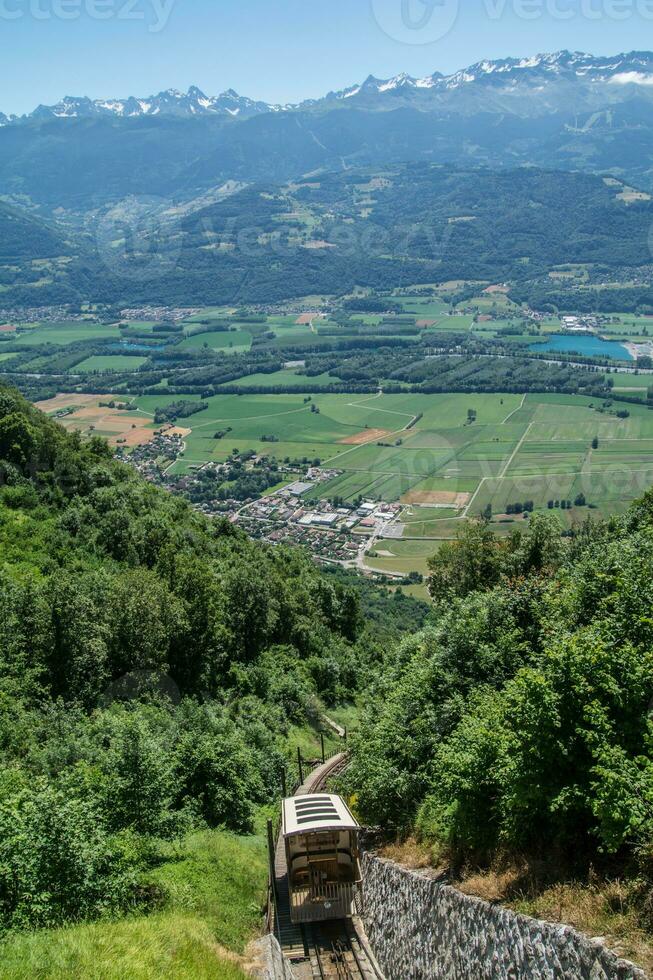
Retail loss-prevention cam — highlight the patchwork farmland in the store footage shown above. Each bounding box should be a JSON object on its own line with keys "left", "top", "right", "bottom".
{"left": 21, "top": 293, "right": 653, "bottom": 583}
{"left": 49, "top": 387, "right": 653, "bottom": 530}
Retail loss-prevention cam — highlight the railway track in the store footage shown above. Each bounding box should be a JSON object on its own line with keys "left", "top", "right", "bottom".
{"left": 300, "top": 752, "right": 351, "bottom": 794}
{"left": 302, "top": 921, "right": 381, "bottom": 979}
{"left": 275, "top": 752, "right": 384, "bottom": 980}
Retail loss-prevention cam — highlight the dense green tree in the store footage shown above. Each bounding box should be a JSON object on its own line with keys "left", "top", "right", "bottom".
{"left": 351, "top": 491, "right": 653, "bottom": 873}
{"left": 0, "top": 413, "right": 38, "bottom": 471}
{"left": 104, "top": 714, "right": 177, "bottom": 838}
{"left": 172, "top": 703, "right": 263, "bottom": 832}
{"left": 220, "top": 564, "right": 277, "bottom": 663}
{"left": 428, "top": 521, "right": 506, "bottom": 600}
{"left": 0, "top": 385, "right": 388, "bottom": 934}
{"left": 46, "top": 574, "right": 110, "bottom": 706}
{"left": 0, "top": 777, "right": 138, "bottom": 930}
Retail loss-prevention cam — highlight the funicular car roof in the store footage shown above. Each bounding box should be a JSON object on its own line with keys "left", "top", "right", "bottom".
{"left": 282, "top": 793, "right": 359, "bottom": 837}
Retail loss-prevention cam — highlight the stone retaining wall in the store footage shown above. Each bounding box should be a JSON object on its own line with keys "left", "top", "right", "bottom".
{"left": 249, "top": 935, "right": 297, "bottom": 980}
{"left": 361, "top": 853, "right": 648, "bottom": 979}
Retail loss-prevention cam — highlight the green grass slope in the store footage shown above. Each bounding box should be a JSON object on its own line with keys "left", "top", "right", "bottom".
{"left": 1, "top": 830, "right": 266, "bottom": 979}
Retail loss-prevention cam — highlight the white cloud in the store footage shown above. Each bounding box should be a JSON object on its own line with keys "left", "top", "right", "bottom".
{"left": 609, "top": 72, "right": 653, "bottom": 86}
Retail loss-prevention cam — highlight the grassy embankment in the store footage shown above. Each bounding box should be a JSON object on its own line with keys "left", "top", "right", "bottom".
{"left": 0, "top": 713, "right": 351, "bottom": 979}
{"left": 0, "top": 828, "right": 268, "bottom": 979}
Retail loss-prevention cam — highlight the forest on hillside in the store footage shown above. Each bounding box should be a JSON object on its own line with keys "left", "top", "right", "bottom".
{"left": 4, "top": 379, "right": 653, "bottom": 961}
{"left": 0, "top": 385, "right": 426, "bottom": 935}
{"left": 348, "top": 507, "right": 653, "bottom": 928}
{"left": 2, "top": 164, "right": 653, "bottom": 311}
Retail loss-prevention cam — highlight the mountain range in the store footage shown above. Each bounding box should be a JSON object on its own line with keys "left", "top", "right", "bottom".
{"left": 4, "top": 51, "right": 653, "bottom": 124}
{"left": 2, "top": 50, "right": 653, "bottom": 212}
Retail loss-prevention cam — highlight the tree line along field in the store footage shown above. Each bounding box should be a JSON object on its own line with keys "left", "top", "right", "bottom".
{"left": 126, "top": 300, "right": 653, "bottom": 355}
{"left": 0, "top": 298, "right": 566, "bottom": 377}
{"left": 4, "top": 296, "right": 652, "bottom": 388}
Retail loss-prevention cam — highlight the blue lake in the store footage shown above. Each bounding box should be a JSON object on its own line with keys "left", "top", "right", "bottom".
{"left": 528, "top": 334, "right": 634, "bottom": 361}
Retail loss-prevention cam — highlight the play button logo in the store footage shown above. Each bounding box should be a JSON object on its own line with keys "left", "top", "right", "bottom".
{"left": 370, "top": 0, "right": 459, "bottom": 44}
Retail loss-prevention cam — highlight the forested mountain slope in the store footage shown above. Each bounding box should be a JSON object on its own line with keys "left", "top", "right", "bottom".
{"left": 349, "top": 509, "right": 653, "bottom": 867}
{"left": 0, "top": 200, "right": 69, "bottom": 262}
{"left": 4, "top": 52, "right": 653, "bottom": 209}
{"left": 0, "top": 385, "right": 394, "bottom": 934}
{"left": 2, "top": 164, "right": 652, "bottom": 310}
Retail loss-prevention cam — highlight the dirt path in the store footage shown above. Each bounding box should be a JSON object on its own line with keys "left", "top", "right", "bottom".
{"left": 499, "top": 421, "right": 534, "bottom": 479}
{"left": 462, "top": 478, "right": 489, "bottom": 519}
{"left": 502, "top": 393, "right": 526, "bottom": 424}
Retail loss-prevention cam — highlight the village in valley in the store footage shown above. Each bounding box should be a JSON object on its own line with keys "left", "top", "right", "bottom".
{"left": 121, "top": 435, "right": 406, "bottom": 571}
{"left": 22, "top": 285, "right": 653, "bottom": 593}
{"left": 235, "top": 478, "right": 403, "bottom": 567}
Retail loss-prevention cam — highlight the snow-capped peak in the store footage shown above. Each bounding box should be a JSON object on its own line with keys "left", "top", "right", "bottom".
{"left": 323, "top": 51, "right": 653, "bottom": 103}
{"left": 9, "top": 51, "right": 653, "bottom": 125}
{"left": 22, "top": 86, "right": 279, "bottom": 123}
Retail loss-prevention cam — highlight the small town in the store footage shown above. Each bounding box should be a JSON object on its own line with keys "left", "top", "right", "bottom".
{"left": 117, "top": 435, "right": 404, "bottom": 567}
{"left": 119, "top": 305, "right": 203, "bottom": 322}
{"left": 234, "top": 479, "right": 403, "bottom": 565}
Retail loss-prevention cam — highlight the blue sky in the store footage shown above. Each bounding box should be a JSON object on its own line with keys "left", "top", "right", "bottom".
{"left": 2, "top": 0, "right": 652, "bottom": 114}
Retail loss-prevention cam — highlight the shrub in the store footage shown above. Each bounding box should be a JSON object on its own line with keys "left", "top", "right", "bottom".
{"left": 0, "top": 778, "right": 140, "bottom": 930}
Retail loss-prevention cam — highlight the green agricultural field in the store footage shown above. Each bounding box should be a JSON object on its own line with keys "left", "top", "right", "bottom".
{"left": 398, "top": 507, "right": 464, "bottom": 539}
{"left": 395, "top": 582, "right": 431, "bottom": 600}
{"left": 465, "top": 293, "right": 521, "bottom": 313}
{"left": 400, "top": 519, "right": 464, "bottom": 539}
{"left": 400, "top": 506, "right": 460, "bottom": 522}
{"left": 365, "top": 539, "right": 440, "bottom": 580}
{"left": 179, "top": 330, "right": 252, "bottom": 353}
{"left": 376, "top": 538, "right": 441, "bottom": 558}
{"left": 126, "top": 389, "right": 653, "bottom": 521}
{"left": 365, "top": 553, "right": 437, "bottom": 577}
{"left": 74, "top": 355, "right": 148, "bottom": 373}
{"left": 13, "top": 322, "right": 121, "bottom": 346}
{"left": 612, "top": 373, "right": 653, "bottom": 394}
{"left": 601, "top": 315, "right": 653, "bottom": 342}
{"left": 266, "top": 315, "right": 305, "bottom": 328}
{"left": 347, "top": 314, "right": 383, "bottom": 326}
{"left": 394, "top": 296, "right": 450, "bottom": 317}
{"left": 270, "top": 329, "right": 334, "bottom": 348}
{"left": 227, "top": 370, "right": 339, "bottom": 388}
{"left": 421, "top": 314, "right": 476, "bottom": 332}
{"left": 539, "top": 318, "right": 565, "bottom": 331}
{"left": 120, "top": 320, "right": 158, "bottom": 331}
{"left": 86, "top": 344, "right": 653, "bottom": 579}
{"left": 459, "top": 393, "right": 653, "bottom": 519}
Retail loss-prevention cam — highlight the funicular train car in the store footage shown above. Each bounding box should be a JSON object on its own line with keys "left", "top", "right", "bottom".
{"left": 282, "top": 793, "right": 361, "bottom": 923}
